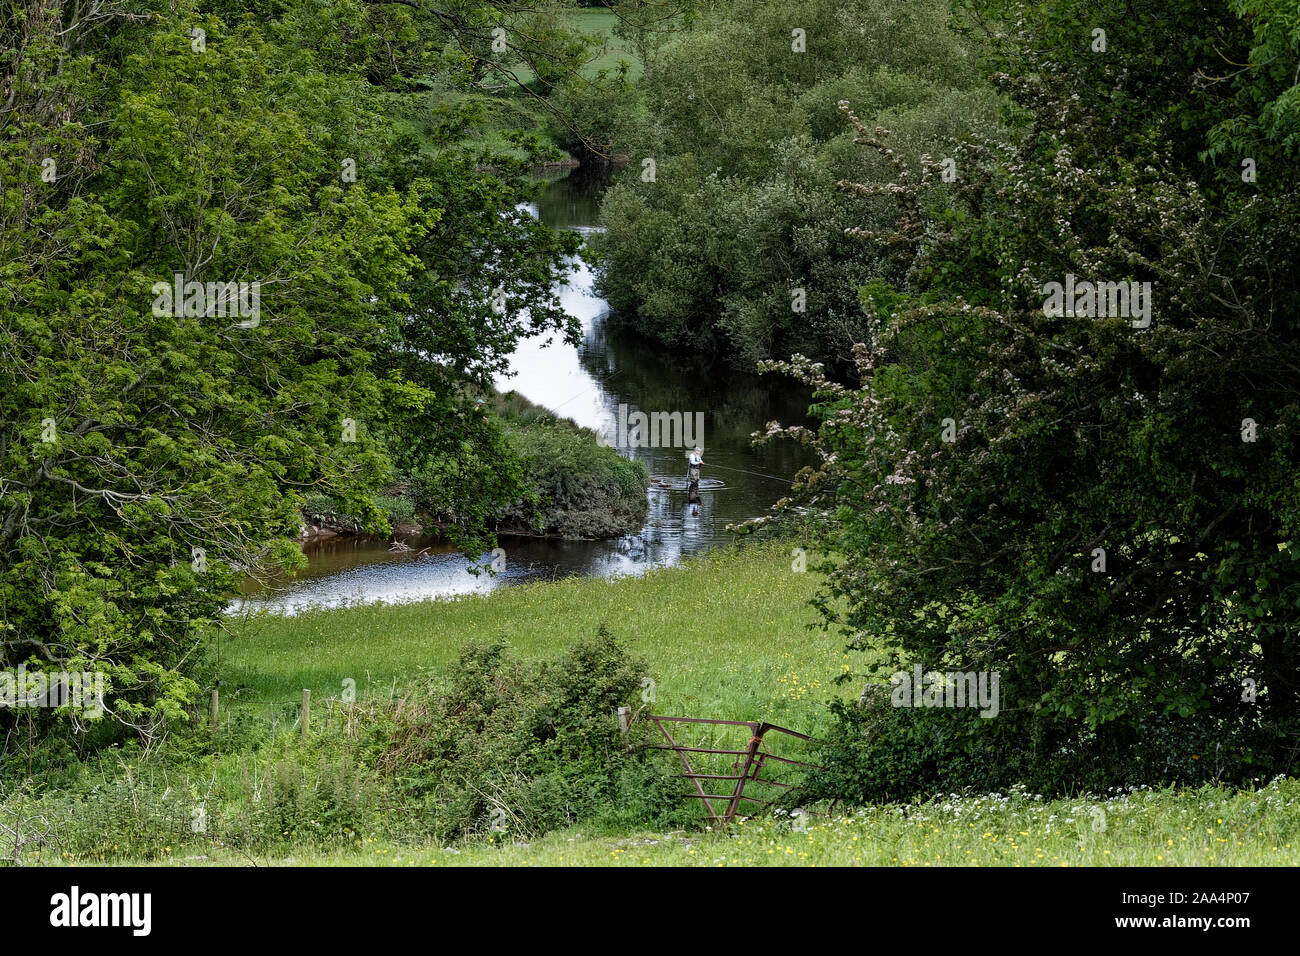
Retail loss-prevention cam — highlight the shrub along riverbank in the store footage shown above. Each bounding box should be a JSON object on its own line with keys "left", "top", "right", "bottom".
{"left": 293, "top": 390, "right": 647, "bottom": 543}
{"left": 492, "top": 391, "right": 649, "bottom": 539}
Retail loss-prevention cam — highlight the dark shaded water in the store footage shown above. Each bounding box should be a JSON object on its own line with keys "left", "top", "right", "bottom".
{"left": 237, "top": 171, "right": 811, "bottom": 613}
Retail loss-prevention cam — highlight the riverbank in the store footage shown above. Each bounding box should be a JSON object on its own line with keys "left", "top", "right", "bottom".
{"left": 293, "top": 388, "right": 648, "bottom": 547}
{"left": 224, "top": 540, "right": 835, "bottom": 721}
{"left": 490, "top": 389, "right": 649, "bottom": 539}
{"left": 236, "top": 159, "right": 816, "bottom": 613}
{"left": 2, "top": 541, "right": 833, "bottom": 863}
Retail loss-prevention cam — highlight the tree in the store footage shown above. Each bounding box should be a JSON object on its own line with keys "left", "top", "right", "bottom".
{"left": 762, "top": 0, "right": 1300, "bottom": 794}
{"left": 1, "top": 5, "right": 429, "bottom": 745}
{"left": 590, "top": 0, "right": 993, "bottom": 371}
{"left": 0, "top": 0, "right": 591, "bottom": 749}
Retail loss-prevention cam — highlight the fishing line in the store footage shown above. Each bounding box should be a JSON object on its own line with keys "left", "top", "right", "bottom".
{"left": 547, "top": 369, "right": 622, "bottom": 416}
{"left": 700, "top": 461, "right": 794, "bottom": 484}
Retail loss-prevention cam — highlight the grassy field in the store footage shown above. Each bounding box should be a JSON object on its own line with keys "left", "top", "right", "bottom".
{"left": 509, "top": 8, "right": 644, "bottom": 85}
{"left": 198, "top": 538, "right": 1300, "bottom": 869}
{"left": 221, "top": 540, "right": 846, "bottom": 733}
{"left": 101, "top": 778, "right": 1300, "bottom": 867}
{"left": 565, "top": 8, "right": 643, "bottom": 80}
{"left": 15, "top": 539, "right": 1300, "bottom": 867}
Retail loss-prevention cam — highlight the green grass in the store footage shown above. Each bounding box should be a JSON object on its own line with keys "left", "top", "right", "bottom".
{"left": 21, "top": 539, "right": 1300, "bottom": 867}
{"left": 221, "top": 540, "right": 845, "bottom": 732}
{"left": 567, "top": 8, "right": 642, "bottom": 79}
{"left": 508, "top": 8, "right": 643, "bottom": 85}
{"left": 103, "top": 778, "right": 1300, "bottom": 867}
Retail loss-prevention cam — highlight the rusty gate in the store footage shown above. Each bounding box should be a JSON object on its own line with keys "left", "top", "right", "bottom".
{"left": 645, "top": 715, "right": 823, "bottom": 825}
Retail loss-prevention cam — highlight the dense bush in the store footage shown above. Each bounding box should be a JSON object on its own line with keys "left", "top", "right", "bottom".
{"left": 802, "top": 688, "right": 1282, "bottom": 805}
{"left": 481, "top": 390, "right": 648, "bottom": 538}
{"left": 500, "top": 420, "right": 649, "bottom": 538}
{"left": 368, "top": 633, "right": 689, "bottom": 842}
{"left": 408, "top": 391, "right": 647, "bottom": 540}
{"left": 0, "top": 632, "right": 690, "bottom": 861}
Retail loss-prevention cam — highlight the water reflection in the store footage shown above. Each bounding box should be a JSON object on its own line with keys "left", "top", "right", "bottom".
{"left": 236, "top": 170, "right": 811, "bottom": 614}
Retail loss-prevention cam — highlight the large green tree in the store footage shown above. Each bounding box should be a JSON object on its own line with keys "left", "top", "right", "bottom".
{"left": 0, "top": 0, "right": 589, "bottom": 750}
{"left": 770, "top": 0, "right": 1300, "bottom": 796}
{"left": 590, "top": 0, "right": 996, "bottom": 371}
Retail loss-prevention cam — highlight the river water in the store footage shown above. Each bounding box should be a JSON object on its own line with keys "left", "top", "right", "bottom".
{"left": 237, "top": 171, "right": 811, "bottom": 613}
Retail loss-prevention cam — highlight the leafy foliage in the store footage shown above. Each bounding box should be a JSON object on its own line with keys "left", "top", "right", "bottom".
{"left": 758, "top": 0, "right": 1300, "bottom": 796}
{"left": 590, "top": 0, "right": 997, "bottom": 371}
{"left": 368, "top": 632, "right": 688, "bottom": 841}
{"left": 500, "top": 418, "right": 649, "bottom": 539}
{"left": 0, "top": 0, "right": 601, "bottom": 749}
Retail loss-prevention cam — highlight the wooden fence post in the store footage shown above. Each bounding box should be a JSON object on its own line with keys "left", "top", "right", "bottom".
{"left": 209, "top": 688, "right": 219, "bottom": 730}
{"left": 301, "top": 688, "right": 311, "bottom": 739}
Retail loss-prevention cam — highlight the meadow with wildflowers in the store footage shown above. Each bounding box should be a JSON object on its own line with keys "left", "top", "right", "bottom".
{"left": 9, "top": 540, "right": 1297, "bottom": 867}
{"left": 222, "top": 540, "right": 843, "bottom": 731}
{"left": 91, "top": 777, "right": 1300, "bottom": 867}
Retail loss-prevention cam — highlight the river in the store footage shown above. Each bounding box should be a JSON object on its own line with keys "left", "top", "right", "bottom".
{"left": 236, "top": 169, "right": 811, "bottom": 614}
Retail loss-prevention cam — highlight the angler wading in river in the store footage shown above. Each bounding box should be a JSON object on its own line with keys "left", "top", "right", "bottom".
{"left": 687, "top": 447, "right": 704, "bottom": 515}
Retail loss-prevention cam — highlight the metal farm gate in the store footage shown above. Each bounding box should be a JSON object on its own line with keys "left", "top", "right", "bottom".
{"left": 645, "top": 716, "right": 823, "bottom": 825}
